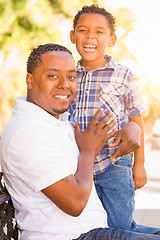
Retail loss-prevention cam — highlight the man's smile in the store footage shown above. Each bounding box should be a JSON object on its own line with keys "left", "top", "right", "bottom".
{"left": 54, "top": 95, "right": 69, "bottom": 99}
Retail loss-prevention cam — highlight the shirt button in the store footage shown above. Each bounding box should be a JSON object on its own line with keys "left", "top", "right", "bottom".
{"left": 88, "top": 72, "right": 92, "bottom": 76}
{"left": 86, "top": 90, "right": 89, "bottom": 95}
{"left": 83, "top": 110, "right": 87, "bottom": 115}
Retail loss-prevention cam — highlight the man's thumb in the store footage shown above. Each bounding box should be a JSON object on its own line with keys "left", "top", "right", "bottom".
{"left": 74, "top": 122, "right": 81, "bottom": 137}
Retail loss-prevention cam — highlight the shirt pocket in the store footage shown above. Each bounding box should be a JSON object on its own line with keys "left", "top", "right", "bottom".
{"left": 100, "top": 83, "right": 126, "bottom": 117}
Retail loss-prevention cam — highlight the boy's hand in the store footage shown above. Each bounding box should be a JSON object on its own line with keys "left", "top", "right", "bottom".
{"left": 109, "top": 122, "right": 141, "bottom": 161}
{"left": 132, "top": 163, "right": 147, "bottom": 190}
{"left": 75, "top": 109, "right": 117, "bottom": 157}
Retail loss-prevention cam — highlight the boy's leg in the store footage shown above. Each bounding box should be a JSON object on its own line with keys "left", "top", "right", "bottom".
{"left": 74, "top": 227, "right": 160, "bottom": 240}
{"left": 94, "top": 154, "right": 135, "bottom": 230}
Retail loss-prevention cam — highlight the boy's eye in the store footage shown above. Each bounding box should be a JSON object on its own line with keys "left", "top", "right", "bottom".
{"left": 97, "top": 30, "right": 103, "bottom": 34}
{"left": 79, "top": 29, "right": 87, "bottom": 32}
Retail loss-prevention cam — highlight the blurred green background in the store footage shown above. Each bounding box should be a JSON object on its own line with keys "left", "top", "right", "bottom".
{"left": 0, "top": 0, "right": 160, "bottom": 137}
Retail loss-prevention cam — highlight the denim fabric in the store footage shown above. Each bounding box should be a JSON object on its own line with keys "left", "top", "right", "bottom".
{"left": 73, "top": 227, "right": 160, "bottom": 240}
{"left": 131, "top": 221, "right": 160, "bottom": 234}
{"left": 94, "top": 154, "right": 135, "bottom": 230}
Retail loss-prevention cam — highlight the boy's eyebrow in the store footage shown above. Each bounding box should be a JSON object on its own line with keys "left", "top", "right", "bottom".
{"left": 77, "top": 25, "right": 106, "bottom": 30}
{"left": 77, "top": 25, "right": 87, "bottom": 28}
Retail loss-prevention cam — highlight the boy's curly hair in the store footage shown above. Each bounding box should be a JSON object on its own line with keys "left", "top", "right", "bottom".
{"left": 73, "top": 4, "right": 116, "bottom": 35}
{"left": 27, "top": 43, "right": 73, "bottom": 74}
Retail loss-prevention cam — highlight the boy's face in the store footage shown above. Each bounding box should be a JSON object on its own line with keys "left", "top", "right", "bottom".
{"left": 70, "top": 13, "right": 116, "bottom": 69}
{"left": 26, "top": 51, "right": 77, "bottom": 119}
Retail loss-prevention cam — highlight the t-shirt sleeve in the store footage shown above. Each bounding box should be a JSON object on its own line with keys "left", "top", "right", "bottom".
{"left": 7, "top": 123, "right": 75, "bottom": 192}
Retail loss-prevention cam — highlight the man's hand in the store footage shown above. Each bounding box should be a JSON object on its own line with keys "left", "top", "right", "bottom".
{"left": 132, "top": 163, "right": 147, "bottom": 190}
{"left": 42, "top": 109, "right": 117, "bottom": 216}
{"left": 75, "top": 109, "right": 118, "bottom": 157}
{"left": 110, "top": 121, "right": 141, "bottom": 161}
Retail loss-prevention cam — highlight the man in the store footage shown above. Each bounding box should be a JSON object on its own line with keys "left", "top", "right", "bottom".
{"left": 1, "top": 44, "right": 159, "bottom": 239}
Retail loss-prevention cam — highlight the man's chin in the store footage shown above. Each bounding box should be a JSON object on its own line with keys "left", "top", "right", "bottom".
{"left": 52, "top": 107, "right": 69, "bottom": 116}
{"left": 55, "top": 107, "right": 68, "bottom": 114}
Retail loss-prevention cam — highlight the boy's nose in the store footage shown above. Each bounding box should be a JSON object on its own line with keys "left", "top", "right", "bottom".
{"left": 86, "top": 32, "right": 94, "bottom": 39}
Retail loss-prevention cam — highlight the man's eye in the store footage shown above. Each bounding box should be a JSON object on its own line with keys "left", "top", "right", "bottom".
{"left": 68, "top": 76, "right": 76, "bottom": 81}
{"left": 48, "top": 74, "right": 57, "bottom": 79}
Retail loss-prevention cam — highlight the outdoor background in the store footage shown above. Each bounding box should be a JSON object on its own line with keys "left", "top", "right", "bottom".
{"left": 0, "top": 0, "right": 160, "bottom": 226}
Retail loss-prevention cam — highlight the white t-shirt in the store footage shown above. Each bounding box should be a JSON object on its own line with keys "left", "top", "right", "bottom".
{"left": 0, "top": 96, "right": 108, "bottom": 240}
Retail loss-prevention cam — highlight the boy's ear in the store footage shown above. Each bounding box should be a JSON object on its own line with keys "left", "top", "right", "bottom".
{"left": 26, "top": 73, "right": 33, "bottom": 90}
{"left": 70, "top": 30, "right": 75, "bottom": 44}
{"left": 109, "top": 34, "right": 117, "bottom": 47}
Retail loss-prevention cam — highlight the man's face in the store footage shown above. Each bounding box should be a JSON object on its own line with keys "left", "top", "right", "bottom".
{"left": 26, "top": 51, "right": 77, "bottom": 119}
{"left": 70, "top": 13, "right": 116, "bottom": 69}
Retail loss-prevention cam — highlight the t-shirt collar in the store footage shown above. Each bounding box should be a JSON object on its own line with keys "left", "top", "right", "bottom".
{"left": 14, "top": 96, "right": 69, "bottom": 125}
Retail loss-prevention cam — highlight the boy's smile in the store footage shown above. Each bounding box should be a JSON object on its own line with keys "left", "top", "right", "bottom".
{"left": 83, "top": 44, "right": 97, "bottom": 53}
{"left": 70, "top": 13, "right": 116, "bottom": 70}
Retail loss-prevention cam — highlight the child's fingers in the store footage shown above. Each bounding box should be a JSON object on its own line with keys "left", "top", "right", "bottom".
{"left": 109, "top": 134, "right": 121, "bottom": 148}
{"left": 105, "top": 128, "right": 118, "bottom": 141}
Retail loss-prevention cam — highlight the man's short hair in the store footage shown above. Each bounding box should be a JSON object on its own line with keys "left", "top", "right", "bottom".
{"left": 27, "top": 43, "right": 73, "bottom": 74}
{"left": 73, "top": 4, "right": 116, "bottom": 35}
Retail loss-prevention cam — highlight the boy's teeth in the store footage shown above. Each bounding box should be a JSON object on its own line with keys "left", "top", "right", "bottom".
{"left": 84, "top": 44, "right": 96, "bottom": 52}
{"left": 85, "top": 48, "right": 96, "bottom": 52}
{"left": 84, "top": 44, "right": 96, "bottom": 48}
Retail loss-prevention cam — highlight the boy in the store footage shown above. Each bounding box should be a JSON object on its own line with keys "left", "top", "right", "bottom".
{"left": 69, "top": 4, "right": 147, "bottom": 230}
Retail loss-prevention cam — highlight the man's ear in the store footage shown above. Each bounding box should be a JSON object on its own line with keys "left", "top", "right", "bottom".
{"left": 70, "top": 30, "right": 75, "bottom": 44}
{"left": 26, "top": 73, "right": 33, "bottom": 90}
{"left": 109, "top": 34, "right": 117, "bottom": 47}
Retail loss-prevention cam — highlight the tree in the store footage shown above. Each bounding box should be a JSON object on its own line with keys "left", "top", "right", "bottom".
{"left": 0, "top": 0, "right": 138, "bottom": 136}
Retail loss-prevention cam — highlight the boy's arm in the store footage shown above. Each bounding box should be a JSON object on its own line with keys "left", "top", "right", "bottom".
{"left": 110, "top": 121, "right": 141, "bottom": 161}
{"left": 130, "top": 115, "right": 147, "bottom": 190}
{"left": 42, "top": 110, "right": 117, "bottom": 217}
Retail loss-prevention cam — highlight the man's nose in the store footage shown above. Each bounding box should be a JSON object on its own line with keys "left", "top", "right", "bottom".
{"left": 57, "top": 77, "right": 69, "bottom": 89}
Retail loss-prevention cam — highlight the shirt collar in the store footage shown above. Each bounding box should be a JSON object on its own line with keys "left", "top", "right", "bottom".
{"left": 76, "top": 55, "right": 117, "bottom": 73}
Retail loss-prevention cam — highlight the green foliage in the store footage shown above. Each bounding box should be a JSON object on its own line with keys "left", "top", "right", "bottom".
{"left": 0, "top": 0, "right": 157, "bottom": 136}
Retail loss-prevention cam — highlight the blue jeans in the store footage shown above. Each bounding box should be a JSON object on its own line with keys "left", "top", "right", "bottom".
{"left": 74, "top": 227, "right": 160, "bottom": 239}
{"left": 94, "top": 154, "right": 134, "bottom": 230}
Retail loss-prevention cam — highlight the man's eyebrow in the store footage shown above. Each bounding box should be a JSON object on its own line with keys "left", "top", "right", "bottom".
{"left": 46, "top": 68, "right": 76, "bottom": 73}
{"left": 69, "top": 69, "right": 76, "bottom": 73}
{"left": 46, "top": 68, "right": 59, "bottom": 71}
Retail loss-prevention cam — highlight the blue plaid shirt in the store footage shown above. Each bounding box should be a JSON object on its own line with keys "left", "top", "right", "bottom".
{"left": 68, "top": 55, "right": 145, "bottom": 175}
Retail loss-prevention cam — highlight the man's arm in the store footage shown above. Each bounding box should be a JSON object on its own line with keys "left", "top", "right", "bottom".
{"left": 110, "top": 121, "right": 141, "bottom": 161}
{"left": 42, "top": 109, "right": 117, "bottom": 216}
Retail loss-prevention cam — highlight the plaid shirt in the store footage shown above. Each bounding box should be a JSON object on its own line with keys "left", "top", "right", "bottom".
{"left": 68, "top": 55, "right": 145, "bottom": 175}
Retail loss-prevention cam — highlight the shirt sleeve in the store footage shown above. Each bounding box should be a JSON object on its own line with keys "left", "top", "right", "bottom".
{"left": 124, "top": 70, "right": 145, "bottom": 120}
{"left": 7, "top": 123, "right": 75, "bottom": 192}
